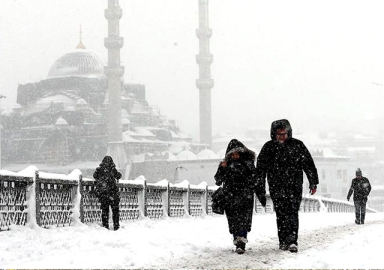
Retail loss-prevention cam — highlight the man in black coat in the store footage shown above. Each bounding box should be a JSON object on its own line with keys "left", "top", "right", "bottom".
{"left": 256, "top": 119, "right": 319, "bottom": 253}
{"left": 93, "top": 155, "right": 122, "bottom": 230}
{"left": 347, "top": 168, "right": 371, "bottom": 225}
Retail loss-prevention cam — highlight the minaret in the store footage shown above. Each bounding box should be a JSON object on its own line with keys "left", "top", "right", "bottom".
{"left": 76, "top": 25, "right": 86, "bottom": 49}
{"left": 196, "top": 0, "right": 214, "bottom": 146}
{"left": 104, "top": 0, "right": 126, "bottom": 169}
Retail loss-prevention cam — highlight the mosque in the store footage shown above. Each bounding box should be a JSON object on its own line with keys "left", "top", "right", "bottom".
{"left": 1, "top": 40, "right": 199, "bottom": 175}
{"left": 1, "top": 0, "right": 216, "bottom": 180}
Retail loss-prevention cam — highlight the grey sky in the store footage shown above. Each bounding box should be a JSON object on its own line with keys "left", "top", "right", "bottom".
{"left": 1, "top": 0, "right": 384, "bottom": 140}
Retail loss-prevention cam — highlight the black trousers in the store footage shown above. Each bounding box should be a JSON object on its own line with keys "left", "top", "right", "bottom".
{"left": 354, "top": 200, "right": 367, "bottom": 224}
{"left": 272, "top": 196, "right": 302, "bottom": 246}
{"left": 100, "top": 197, "right": 120, "bottom": 229}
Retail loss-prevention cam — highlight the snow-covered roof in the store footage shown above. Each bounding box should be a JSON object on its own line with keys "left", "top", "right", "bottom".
{"left": 309, "top": 147, "right": 349, "bottom": 158}
{"left": 169, "top": 141, "right": 191, "bottom": 155}
{"left": 177, "top": 150, "right": 197, "bottom": 160}
{"left": 76, "top": 98, "right": 88, "bottom": 105}
{"left": 134, "top": 128, "right": 156, "bottom": 137}
{"left": 47, "top": 49, "right": 105, "bottom": 79}
{"left": 161, "top": 151, "right": 177, "bottom": 161}
{"left": 354, "top": 134, "right": 375, "bottom": 140}
{"left": 64, "top": 106, "right": 76, "bottom": 112}
{"left": 55, "top": 117, "right": 68, "bottom": 126}
{"left": 197, "top": 149, "right": 219, "bottom": 159}
{"left": 122, "top": 118, "right": 131, "bottom": 124}
{"left": 347, "top": 147, "right": 376, "bottom": 153}
{"left": 170, "top": 131, "right": 192, "bottom": 139}
{"left": 122, "top": 133, "right": 138, "bottom": 142}
{"left": 36, "top": 95, "right": 75, "bottom": 106}
{"left": 23, "top": 95, "right": 76, "bottom": 115}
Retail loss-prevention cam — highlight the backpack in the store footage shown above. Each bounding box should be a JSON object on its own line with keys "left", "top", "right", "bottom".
{"left": 94, "top": 169, "right": 117, "bottom": 198}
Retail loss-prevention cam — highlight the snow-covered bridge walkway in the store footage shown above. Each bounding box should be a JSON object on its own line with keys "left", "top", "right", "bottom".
{"left": 1, "top": 212, "right": 384, "bottom": 269}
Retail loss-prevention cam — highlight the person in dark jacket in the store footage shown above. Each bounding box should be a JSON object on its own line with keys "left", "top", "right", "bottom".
{"left": 256, "top": 119, "right": 319, "bottom": 253}
{"left": 347, "top": 168, "right": 371, "bottom": 225}
{"left": 93, "top": 155, "right": 122, "bottom": 230}
{"left": 214, "top": 139, "right": 266, "bottom": 255}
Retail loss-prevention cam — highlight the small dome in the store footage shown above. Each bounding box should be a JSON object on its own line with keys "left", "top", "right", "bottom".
{"left": 197, "top": 149, "right": 219, "bottom": 159}
{"left": 55, "top": 117, "right": 68, "bottom": 126}
{"left": 64, "top": 106, "right": 76, "bottom": 112}
{"left": 76, "top": 98, "right": 88, "bottom": 105}
{"left": 122, "top": 117, "right": 130, "bottom": 124}
{"left": 161, "top": 151, "right": 177, "bottom": 161}
{"left": 47, "top": 50, "right": 105, "bottom": 79}
{"left": 177, "top": 150, "right": 197, "bottom": 161}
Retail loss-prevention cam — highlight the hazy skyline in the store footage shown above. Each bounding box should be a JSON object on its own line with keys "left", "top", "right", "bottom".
{"left": 1, "top": 0, "right": 384, "bottom": 140}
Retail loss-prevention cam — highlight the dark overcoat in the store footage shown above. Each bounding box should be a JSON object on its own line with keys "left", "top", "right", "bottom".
{"left": 93, "top": 156, "right": 122, "bottom": 202}
{"left": 256, "top": 119, "right": 319, "bottom": 211}
{"left": 347, "top": 177, "right": 371, "bottom": 202}
{"left": 214, "top": 139, "right": 263, "bottom": 234}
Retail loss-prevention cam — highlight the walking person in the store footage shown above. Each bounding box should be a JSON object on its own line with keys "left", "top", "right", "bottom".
{"left": 214, "top": 139, "right": 266, "bottom": 255}
{"left": 93, "top": 155, "right": 122, "bottom": 231}
{"left": 256, "top": 119, "right": 319, "bottom": 253}
{"left": 347, "top": 168, "right": 371, "bottom": 225}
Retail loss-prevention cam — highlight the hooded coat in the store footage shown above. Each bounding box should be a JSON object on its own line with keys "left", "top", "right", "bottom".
{"left": 214, "top": 139, "right": 264, "bottom": 234}
{"left": 347, "top": 176, "right": 371, "bottom": 202}
{"left": 93, "top": 156, "right": 122, "bottom": 201}
{"left": 256, "top": 119, "right": 319, "bottom": 204}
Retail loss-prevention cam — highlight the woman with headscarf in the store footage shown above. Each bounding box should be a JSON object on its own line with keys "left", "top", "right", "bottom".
{"left": 214, "top": 139, "right": 266, "bottom": 254}
{"left": 93, "top": 155, "right": 122, "bottom": 231}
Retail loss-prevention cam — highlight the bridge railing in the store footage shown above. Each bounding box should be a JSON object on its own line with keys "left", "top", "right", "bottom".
{"left": 0, "top": 167, "right": 378, "bottom": 230}
{"left": 79, "top": 178, "right": 212, "bottom": 222}
{"left": 35, "top": 171, "right": 79, "bottom": 228}
{"left": 0, "top": 174, "right": 33, "bottom": 230}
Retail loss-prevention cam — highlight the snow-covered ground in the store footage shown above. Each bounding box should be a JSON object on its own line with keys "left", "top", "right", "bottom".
{"left": 1, "top": 211, "right": 384, "bottom": 269}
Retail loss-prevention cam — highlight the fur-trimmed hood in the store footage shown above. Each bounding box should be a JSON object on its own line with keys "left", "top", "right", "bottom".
{"left": 99, "top": 155, "right": 116, "bottom": 169}
{"left": 224, "top": 139, "right": 255, "bottom": 162}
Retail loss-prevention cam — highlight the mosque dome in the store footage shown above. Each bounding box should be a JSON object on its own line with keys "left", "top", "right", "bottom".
{"left": 47, "top": 49, "right": 105, "bottom": 79}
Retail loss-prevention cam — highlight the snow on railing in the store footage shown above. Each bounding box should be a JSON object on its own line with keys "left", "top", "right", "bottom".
{"left": 0, "top": 167, "right": 378, "bottom": 231}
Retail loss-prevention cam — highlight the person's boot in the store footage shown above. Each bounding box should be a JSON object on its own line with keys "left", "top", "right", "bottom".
{"left": 113, "top": 223, "right": 120, "bottom": 231}
{"left": 279, "top": 243, "right": 288, "bottom": 251}
{"left": 288, "top": 243, "right": 298, "bottom": 253}
{"left": 361, "top": 213, "right": 365, "bottom": 224}
{"left": 234, "top": 236, "right": 247, "bottom": 254}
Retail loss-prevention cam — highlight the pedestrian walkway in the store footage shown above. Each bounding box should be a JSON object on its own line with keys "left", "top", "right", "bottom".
{"left": 1, "top": 212, "right": 383, "bottom": 268}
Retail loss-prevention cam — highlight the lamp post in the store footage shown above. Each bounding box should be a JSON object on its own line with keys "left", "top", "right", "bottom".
{"left": 0, "top": 94, "right": 6, "bottom": 169}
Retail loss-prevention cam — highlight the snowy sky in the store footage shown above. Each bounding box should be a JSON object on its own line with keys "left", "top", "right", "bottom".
{"left": 1, "top": 0, "right": 384, "bottom": 139}
{"left": 2, "top": 212, "right": 384, "bottom": 268}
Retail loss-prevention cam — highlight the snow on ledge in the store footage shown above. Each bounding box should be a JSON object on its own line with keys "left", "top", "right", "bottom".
{"left": 172, "top": 179, "right": 190, "bottom": 188}
{"left": 39, "top": 171, "right": 80, "bottom": 181}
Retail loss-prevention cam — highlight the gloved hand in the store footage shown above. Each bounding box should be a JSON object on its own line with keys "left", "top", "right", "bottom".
{"left": 259, "top": 196, "right": 266, "bottom": 207}
{"left": 309, "top": 188, "right": 316, "bottom": 195}
{"left": 347, "top": 197, "right": 350, "bottom": 201}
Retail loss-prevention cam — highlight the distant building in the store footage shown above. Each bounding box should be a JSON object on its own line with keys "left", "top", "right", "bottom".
{"left": 1, "top": 43, "right": 192, "bottom": 178}
{"left": 369, "top": 186, "right": 384, "bottom": 212}
{"left": 305, "top": 148, "right": 352, "bottom": 200}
